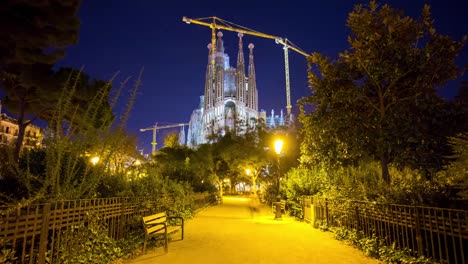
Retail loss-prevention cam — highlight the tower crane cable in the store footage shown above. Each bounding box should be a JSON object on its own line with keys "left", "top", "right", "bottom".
{"left": 182, "top": 16, "right": 311, "bottom": 117}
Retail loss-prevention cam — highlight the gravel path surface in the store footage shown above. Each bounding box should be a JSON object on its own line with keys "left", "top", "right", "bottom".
{"left": 126, "top": 196, "right": 379, "bottom": 264}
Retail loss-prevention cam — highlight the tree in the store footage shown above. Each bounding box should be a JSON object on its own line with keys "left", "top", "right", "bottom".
{"left": 0, "top": 0, "right": 80, "bottom": 67}
{"left": 453, "top": 81, "right": 468, "bottom": 133}
{"left": 301, "top": 1, "right": 465, "bottom": 183}
{"left": 190, "top": 143, "right": 229, "bottom": 196}
{"left": 442, "top": 133, "right": 468, "bottom": 199}
{"left": 0, "top": 0, "right": 81, "bottom": 159}
{"left": 163, "top": 132, "right": 180, "bottom": 148}
{"left": 2, "top": 67, "right": 113, "bottom": 159}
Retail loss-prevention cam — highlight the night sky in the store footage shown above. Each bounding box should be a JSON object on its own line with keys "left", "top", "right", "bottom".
{"left": 52, "top": 0, "right": 468, "bottom": 154}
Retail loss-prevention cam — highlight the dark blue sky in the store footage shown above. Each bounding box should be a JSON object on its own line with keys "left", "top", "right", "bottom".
{"left": 55, "top": 0, "right": 467, "bottom": 154}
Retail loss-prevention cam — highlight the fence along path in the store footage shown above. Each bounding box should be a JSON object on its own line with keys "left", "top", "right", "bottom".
{"left": 303, "top": 196, "right": 468, "bottom": 264}
{"left": 0, "top": 194, "right": 214, "bottom": 264}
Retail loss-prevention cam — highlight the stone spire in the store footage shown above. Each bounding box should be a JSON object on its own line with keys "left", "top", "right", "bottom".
{"left": 248, "top": 43, "right": 257, "bottom": 110}
{"left": 270, "top": 109, "right": 275, "bottom": 127}
{"left": 179, "top": 125, "right": 186, "bottom": 146}
{"left": 280, "top": 109, "right": 284, "bottom": 126}
{"left": 214, "top": 32, "right": 225, "bottom": 104}
{"left": 216, "top": 31, "right": 224, "bottom": 52}
{"left": 236, "top": 33, "right": 246, "bottom": 104}
{"left": 204, "top": 43, "right": 214, "bottom": 110}
{"left": 237, "top": 33, "right": 245, "bottom": 66}
{"left": 215, "top": 31, "right": 225, "bottom": 67}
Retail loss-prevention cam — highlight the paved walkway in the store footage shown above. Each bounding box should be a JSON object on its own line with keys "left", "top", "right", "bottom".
{"left": 126, "top": 196, "right": 379, "bottom": 264}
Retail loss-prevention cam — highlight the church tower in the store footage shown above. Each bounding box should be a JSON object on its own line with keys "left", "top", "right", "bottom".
{"left": 188, "top": 31, "right": 259, "bottom": 146}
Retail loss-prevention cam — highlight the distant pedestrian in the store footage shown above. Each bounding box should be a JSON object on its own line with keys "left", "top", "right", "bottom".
{"left": 248, "top": 194, "right": 259, "bottom": 218}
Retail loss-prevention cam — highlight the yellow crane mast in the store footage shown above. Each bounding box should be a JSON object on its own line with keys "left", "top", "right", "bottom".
{"left": 182, "top": 16, "right": 310, "bottom": 117}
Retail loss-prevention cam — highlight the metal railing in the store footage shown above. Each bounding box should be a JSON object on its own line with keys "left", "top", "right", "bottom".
{"left": 302, "top": 196, "right": 467, "bottom": 264}
{"left": 0, "top": 193, "right": 215, "bottom": 263}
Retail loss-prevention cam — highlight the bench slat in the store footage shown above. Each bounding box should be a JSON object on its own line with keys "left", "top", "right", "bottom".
{"left": 146, "top": 217, "right": 167, "bottom": 225}
{"left": 147, "top": 225, "right": 165, "bottom": 234}
{"left": 147, "top": 226, "right": 181, "bottom": 236}
{"left": 143, "top": 212, "right": 166, "bottom": 222}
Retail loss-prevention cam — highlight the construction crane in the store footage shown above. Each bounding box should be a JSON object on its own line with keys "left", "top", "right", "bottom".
{"left": 140, "top": 123, "right": 189, "bottom": 155}
{"left": 182, "top": 16, "right": 310, "bottom": 117}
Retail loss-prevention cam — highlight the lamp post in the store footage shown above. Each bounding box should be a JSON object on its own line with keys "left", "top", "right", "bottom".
{"left": 273, "top": 139, "right": 284, "bottom": 220}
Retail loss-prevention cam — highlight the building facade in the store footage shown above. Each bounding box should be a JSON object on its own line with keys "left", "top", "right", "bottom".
{"left": 0, "top": 100, "right": 42, "bottom": 149}
{"left": 0, "top": 113, "right": 42, "bottom": 149}
{"left": 187, "top": 32, "right": 259, "bottom": 146}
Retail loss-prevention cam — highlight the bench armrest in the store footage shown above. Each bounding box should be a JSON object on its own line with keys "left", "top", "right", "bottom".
{"left": 168, "top": 216, "right": 184, "bottom": 226}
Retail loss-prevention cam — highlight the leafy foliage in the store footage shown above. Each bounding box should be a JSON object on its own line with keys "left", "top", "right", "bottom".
{"left": 284, "top": 166, "right": 328, "bottom": 217}
{"left": 56, "top": 213, "right": 123, "bottom": 264}
{"left": 0, "top": 0, "right": 81, "bottom": 159}
{"left": 0, "top": 238, "right": 16, "bottom": 264}
{"left": 301, "top": 1, "right": 466, "bottom": 183}
{"left": 330, "top": 227, "right": 438, "bottom": 264}
{"left": 163, "top": 132, "right": 180, "bottom": 148}
{"left": 435, "top": 133, "right": 468, "bottom": 200}
{"left": 0, "top": 0, "right": 80, "bottom": 67}
{"left": 0, "top": 69, "right": 141, "bottom": 203}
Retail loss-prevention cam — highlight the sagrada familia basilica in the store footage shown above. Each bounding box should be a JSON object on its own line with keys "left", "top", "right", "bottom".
{"left": 187, "top": 32, "right": 288, "bottom": 147}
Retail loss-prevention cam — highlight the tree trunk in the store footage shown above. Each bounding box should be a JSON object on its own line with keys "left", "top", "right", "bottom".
{"left": 380, "top": 155, "right": 390, "bottom": 184}
{"left": 14, "top": 99, "right": 28, "bottom": 161}
{"left": 218, "top": 180, "right": 223, "bottom": 197}
{"left": 252, "top": 176, "right": 257, "bottom": 195}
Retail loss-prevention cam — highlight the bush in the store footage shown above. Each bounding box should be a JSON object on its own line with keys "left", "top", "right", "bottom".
{"left": 309, "top": 160, "right": 460, "bottom": 207}
{"left": 56, "top": 213, "right": 123, "bottom": 264}
{"left": 330, "top": 227, "right": 438, "bottom": 263}
{"left": 284, "top": 166, "right": 329, "bottom": 218}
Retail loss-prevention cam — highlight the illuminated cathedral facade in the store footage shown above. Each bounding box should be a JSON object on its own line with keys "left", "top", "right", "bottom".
{"left": 187, "top": 32, "right": 259, "bottom": 146}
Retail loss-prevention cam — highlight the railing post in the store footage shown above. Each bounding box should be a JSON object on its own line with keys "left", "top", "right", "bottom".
{"left": 38, "top": 203, "right": 51, "bottom": 264}
{"left": 119, "top": 198, "right": 126, "bottom": 239}
{"left": 355, "top": 204, "right": 360, "bottom": 231}
{"left": 302, "top": 196, "right": 305, "bottom": 220}
{"left": 325, "top": 198, "right": 329, "bottom": 227}
{"left": 414, "top": 205, "right": 423, "bottom": 257}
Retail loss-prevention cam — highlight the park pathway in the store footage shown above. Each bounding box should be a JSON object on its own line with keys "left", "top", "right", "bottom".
{"left": 126, "top": 196, "right": 379, "bottom": 264}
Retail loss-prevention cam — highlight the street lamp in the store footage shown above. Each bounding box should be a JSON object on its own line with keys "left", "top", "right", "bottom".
{"left": 90, "top": 156, "right": 100, "bottom": 166}
{"left": 274, "top": 139, "right": 283, "bottom": 155}
{"left": 273, "top": 139, "right": 284, "bottom": 220}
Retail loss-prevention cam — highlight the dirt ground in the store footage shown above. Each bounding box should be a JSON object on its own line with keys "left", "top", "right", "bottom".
{"left": 125, "top": 196, "right": 379, "bottom": 264}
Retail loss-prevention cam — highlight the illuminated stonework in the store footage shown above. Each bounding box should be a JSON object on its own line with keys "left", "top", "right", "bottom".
{"left": 187, "top": 32, "right": 258, "bottom": 146}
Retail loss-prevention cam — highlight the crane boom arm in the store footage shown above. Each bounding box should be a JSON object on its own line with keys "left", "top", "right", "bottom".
{"left": 182, "top": 16, "right": 310, "bottom": 58}
{"left": 182, "top": 16, "right": 311, "bottom": 118}
{"left": 183, "top": 16, "right": 280, "bottom": 41}
{"left": 140, "top": 123, "right": 188, "bottom": 132}
{"left": 140, "top": 123, "right": 189, "bottom": 155}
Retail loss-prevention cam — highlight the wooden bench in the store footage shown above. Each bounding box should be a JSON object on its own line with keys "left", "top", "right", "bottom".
{"left": 142, "top": 212, "right": 184, "bottom": 253}
{"left": 272, "top": 200, "right": 286, "bottom": 213}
